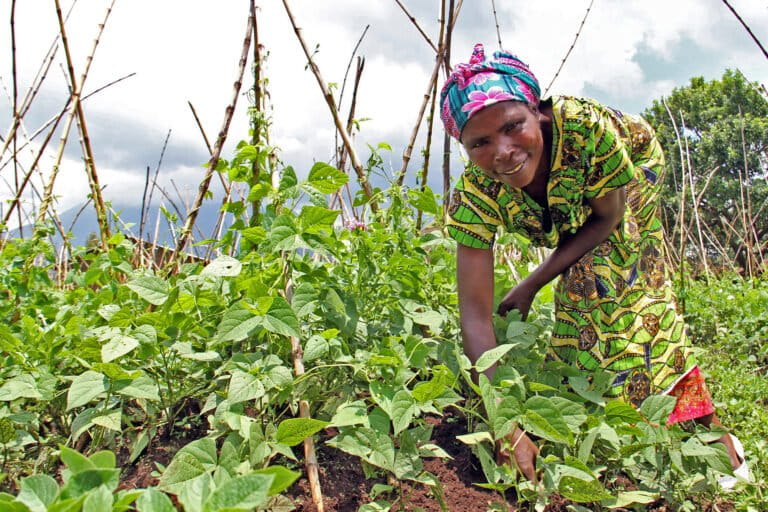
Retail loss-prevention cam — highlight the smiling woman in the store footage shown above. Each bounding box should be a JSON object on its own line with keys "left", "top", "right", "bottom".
{"left": 440, "top": 43, "right": 749, "bottom": 486}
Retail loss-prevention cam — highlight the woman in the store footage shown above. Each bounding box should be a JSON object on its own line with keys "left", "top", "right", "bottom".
{"left": 440, "top": 44, "right": 747, "bottom": 486}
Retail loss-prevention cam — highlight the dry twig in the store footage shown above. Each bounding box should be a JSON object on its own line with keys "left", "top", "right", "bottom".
{"left": 394, "top": 0, "right": 438, "bottom": 53}
{"left": 281, "top": 0, "right": 377, "bottom": 211}
{"left": 172, "top": 3, "right": 254, "bottom": 260}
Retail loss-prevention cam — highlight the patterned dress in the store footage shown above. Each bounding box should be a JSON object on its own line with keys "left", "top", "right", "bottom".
{"left": 447, "top": 96, "right": 697, "bottom": 408}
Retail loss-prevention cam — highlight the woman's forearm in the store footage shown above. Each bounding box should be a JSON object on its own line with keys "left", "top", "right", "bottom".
{"left": 525, "top": 212, "right": 618, "bottom": 290}
{"left": 461, "top": 318, "right": 498, "bottom": 381}
{"left": 525, "top": 188, "right": 626, "bottom": 291}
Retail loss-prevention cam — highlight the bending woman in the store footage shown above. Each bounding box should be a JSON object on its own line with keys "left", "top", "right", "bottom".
{"left": 439, "top": 44, "right": 747, "bottom": 486}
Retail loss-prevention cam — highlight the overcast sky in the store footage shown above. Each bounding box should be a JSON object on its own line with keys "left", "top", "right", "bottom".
{"left": 1, "top": 0, "right": 767, "bottom": 233}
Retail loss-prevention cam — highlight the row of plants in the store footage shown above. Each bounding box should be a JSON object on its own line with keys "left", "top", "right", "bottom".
{"left": 0, "top": 145, "right": 762, "bottom": 510}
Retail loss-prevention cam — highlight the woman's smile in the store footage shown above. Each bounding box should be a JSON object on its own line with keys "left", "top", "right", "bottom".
{"left": 460, "top": 100, "right": 545, "bottom": 189}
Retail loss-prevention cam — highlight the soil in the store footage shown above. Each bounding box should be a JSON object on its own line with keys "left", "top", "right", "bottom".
{"left": 287, "top": 411, "right": 573, "bottom": 512}
{"left": 110, "top": 407, "right": 736, "bottom": 512}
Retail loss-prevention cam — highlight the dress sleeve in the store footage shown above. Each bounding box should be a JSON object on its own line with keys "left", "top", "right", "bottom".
{"left": 446, "top": 168, "right": 504, "bottom": 249}
{"left": 584, "top": 107, "right": 635, "bottom": 200}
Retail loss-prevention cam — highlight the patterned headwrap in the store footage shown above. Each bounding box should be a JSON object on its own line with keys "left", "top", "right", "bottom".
{"left": 440, "top": 43, "right": 541, "bottom": 140}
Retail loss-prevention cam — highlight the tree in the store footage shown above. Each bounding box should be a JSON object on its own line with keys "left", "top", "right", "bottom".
{"left": 643, "top": 69, "right": 768, "bottom": 274}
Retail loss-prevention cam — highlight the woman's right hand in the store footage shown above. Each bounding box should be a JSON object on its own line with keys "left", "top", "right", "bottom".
{"left": 496, "top": 426, "right": 539, "bottom": 482}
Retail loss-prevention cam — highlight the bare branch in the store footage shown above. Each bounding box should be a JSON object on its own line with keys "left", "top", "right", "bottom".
{"left": 393, "top": 1, "right": 438, "bottom": 53}
{"left": 173, "top": 3, "right": 254, "bottom": 259}
{"left": 281, "top": 0, "right": 377, "bottom": 211}
{"left": 720, "top": 0, "right": 768, "bottom": 61}
{"left": 490, "top": 0, "right": 503, "bottom": 49}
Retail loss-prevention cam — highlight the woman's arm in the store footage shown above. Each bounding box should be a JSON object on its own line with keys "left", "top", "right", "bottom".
{"left": 456, "top": 243, "right": 540, "bottom": 481}
{"left": 456, "top": 243, "right": 496, "bottom": 381}
{"left": 498, "top": 186, "right": 627, "bottom": 318}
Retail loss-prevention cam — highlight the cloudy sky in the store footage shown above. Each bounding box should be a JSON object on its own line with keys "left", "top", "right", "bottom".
{"left": 1, "top": 0, "right": 767, "bottom": 234}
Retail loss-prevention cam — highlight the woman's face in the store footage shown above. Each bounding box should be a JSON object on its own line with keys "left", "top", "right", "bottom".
{"left": 460, "top": 100, "right": 544, "bottom": 188}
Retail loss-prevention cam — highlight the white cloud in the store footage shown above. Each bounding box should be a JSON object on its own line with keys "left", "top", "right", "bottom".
{"left": 2, "top": 0, "right": 766, "bottom": 220}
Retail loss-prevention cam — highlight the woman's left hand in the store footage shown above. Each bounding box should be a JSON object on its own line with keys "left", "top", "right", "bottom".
{"left": 497, "top": 281, "right": 539, "bottom": 320}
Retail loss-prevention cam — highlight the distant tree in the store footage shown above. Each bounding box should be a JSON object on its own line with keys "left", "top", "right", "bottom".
{"left": 643, "top": 69, "right": 768, "bottom": 273}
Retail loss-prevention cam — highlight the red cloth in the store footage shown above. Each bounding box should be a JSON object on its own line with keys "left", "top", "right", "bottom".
{"left": 664, "top": 366, "right": 715, "bottom": 425}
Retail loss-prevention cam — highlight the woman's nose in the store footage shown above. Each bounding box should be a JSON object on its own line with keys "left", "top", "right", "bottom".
{"left": 493, "top": 142, "right": 514, "bottom": 163}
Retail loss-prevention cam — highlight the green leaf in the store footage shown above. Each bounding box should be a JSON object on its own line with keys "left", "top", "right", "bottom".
{"left": 303, "top": 335, "right": 329, "bottom": 362}
{"left": 136, "top": 489, "right": 176, "bottom": 512}
{"left": 114, "top": 374, "right": 161, "bottom": 401}
{"left": 390, "top": 390, "right": 416, "bottom": 435}
{"left": 455, "top": 431, "right": 494, "bottom": 445}
{"left": 410, "top": 310, "right": 443, "bottom": 334}
{"left": 132, "top": 325, "right": 157, "bottom": 345}
{"left": 227, "top": 370, "right": 265, "bottom": 405}
{"left": 92, "top": 410, "right": 121, "bottom": 431}
{"left": 475, "top": 344, "right": 515, "bottom": 373}
{"left": 276, "top": 418, "right": 329, "bottom": 447}
{"left": 158, "top": 452, "right": 206, "bottom": 490}
{"left": 126, "top": 276, "right": 170, "bottom": 305}
{"left": 202, "top": 474, "right": 273, "bottom": 512}
{"left": 601, "top": 490, "right": 659, "bottom": 508}
{"left": 59, "top": 446, "right": 95, "bottom": 473}
{"left": 330, "top": 401, "right": 369, "bottom": 428}
{"left": 101, "top": 335, "right": 139, "bottom": 363}
{"left": 178, "top": 438, "right": 218, "bottom": 468}
{"left": 216, "top": 302, "right": 262, "bottom": 343}
{"left": 407, "top": 186, "right": 438, "bottom": 215}
{"left": 62, "top": 469, "right": 120, "bottom": 498}
{"left": 605, "top": 400, "right": 642, "bottom": 425}
{"left": 305, "top": 162, "right": 348, "bottom": 194}
{"left": 252, "top": 466, "right": 301, "bottom": 495}
{"left": 299, "top": 206, "right": 339, "bottom": 232}
{"left": 82, "top": 486, "right": 112, "bottom": 512}
{"left": 66, "top": 371, "right": 107, "bottom": 411}
{"left": 522, "top": 396, "right": 574, "bottom": 446}
{"left": 558, "top": 475, "right": 612, "bottom": 503}
{"left": 291, "top": 283, "right": 318, "bottom": 318}
{"left": 89, "top": 450, "right": 116, "bottom": 469}
{"left": 16, "top": 475, "right": 59, "bottom": 511}
{"left": 201, "top": 256, "right": 242, "bottom": 277}
{"left": 261, "top": 297, "right": 300, "bottom": 338}
{"left": 638, "top": 394, "right": 677, "bottom": 424}
{"left": 0, "top": 374, "right": 41, "bottom": 401}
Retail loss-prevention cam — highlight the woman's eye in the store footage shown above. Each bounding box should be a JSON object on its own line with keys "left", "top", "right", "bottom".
{"left": 505, "top": 122, "right": 521, "bottom": 132}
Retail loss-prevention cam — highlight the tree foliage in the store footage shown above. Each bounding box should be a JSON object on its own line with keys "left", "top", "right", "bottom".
{"left": 643, "top": 69, "right": 768, "bottom": 271}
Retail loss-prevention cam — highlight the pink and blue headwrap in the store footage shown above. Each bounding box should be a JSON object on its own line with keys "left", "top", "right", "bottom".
{"left": 440, "top": 44, "right": 541, "bottom": 140}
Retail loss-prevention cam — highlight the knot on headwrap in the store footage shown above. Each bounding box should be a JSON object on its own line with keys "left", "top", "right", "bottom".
{"left": 440, "top": 43, "right": 541, "bottom": 140}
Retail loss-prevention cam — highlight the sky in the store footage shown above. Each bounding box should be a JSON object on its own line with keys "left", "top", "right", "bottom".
{"left": 1, "top": 0, "right": 767, "bottom": 236}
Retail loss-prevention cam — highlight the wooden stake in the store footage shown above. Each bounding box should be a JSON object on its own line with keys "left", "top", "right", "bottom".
{"left": 172, "top": 3, "right": 254, "bottom": 261}
{"left": 281, "top": 0, "right": 377, "bottom": 211}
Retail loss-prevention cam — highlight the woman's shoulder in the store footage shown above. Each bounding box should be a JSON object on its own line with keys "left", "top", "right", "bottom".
{"left": 550, "top": 95, "right": 611, "bottom": 126}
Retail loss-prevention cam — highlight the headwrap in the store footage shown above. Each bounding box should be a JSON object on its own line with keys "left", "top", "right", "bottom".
{"left": 440, "top": 43, "right": 541, "bottom": 140}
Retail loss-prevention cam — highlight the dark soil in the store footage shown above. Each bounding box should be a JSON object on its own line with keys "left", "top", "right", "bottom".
{"left": 287, "top": 411, "right": 575, "bottom": 512}
{"left": 108, "top": 407, "right": 736, "bottom": 512}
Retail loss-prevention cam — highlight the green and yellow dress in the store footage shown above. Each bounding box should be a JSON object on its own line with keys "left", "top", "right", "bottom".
{"left": 447, "top": 95, "right": 695, "bottom": 406}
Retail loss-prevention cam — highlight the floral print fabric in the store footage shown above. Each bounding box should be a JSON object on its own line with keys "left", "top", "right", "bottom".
{"left": 447, "top": 96, "right": 697, "bottom": 406}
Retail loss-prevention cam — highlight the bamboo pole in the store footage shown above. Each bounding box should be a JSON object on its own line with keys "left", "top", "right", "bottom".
{"left": 52, "top": 0, "right": 115, "bottom": 249}
{"left": 0, "top": 73, "right": 136, "bottom": 175}
{"left": 680, "top": 115, "right": 710, "bottom": 278}
{"left": 442, "top": 0, "right": 457, "bottom": 214}
{"left": 490, "top": 0, "right": 503, "bottom": 50}
{"left": 250, "top": 0, "right": 264, "bottom": 226}
{"left": 281, "top": 0, "right": 377, "bottom": 212}
{"left": 36, "top": 0, "right": 115, "bottom": 247}
{"left": 416, "top": 78, "right": 439, "bottom": 231}
{"left": 735, "top": 106, "right": 753, "bottom": 278}
{"left": 284, "top": 278, "right": 325, "bottom": 512}
{"left": 393, "top": 0, "right": 438, "bottom": 53}
{"left": 172, "top": 4, "right": 254, "bottom": 261}
{"left": 662, "top": 98, "right": 687, "bottom": 290}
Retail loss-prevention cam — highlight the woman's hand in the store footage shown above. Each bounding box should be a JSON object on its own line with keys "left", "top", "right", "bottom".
{"left": 497, "top": 280, "right": 539, "bottom": 320}
{"left": 497, "top": 427, "right": 539, "bottom": 482}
